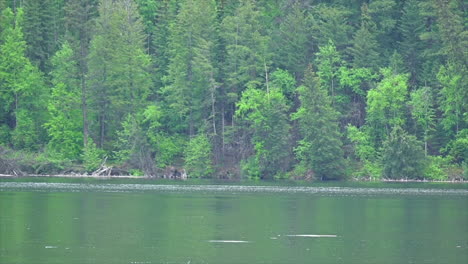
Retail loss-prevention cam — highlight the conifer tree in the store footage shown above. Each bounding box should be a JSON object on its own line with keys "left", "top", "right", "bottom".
{"left": 221, "top": 0, "right": 271, "bottom": 116}
{"left": 292, "top": 66, "right": 345, "bottom": 180}
{"left": 349, "top": 4, "right": 380, "bottom": 70}
{"left": 0, "top": 8, "right": 47, "bottom": 149}
{"left": 273, "top": 2, "right": 310, "bottom": 80}
{"left": 398, "top": 0, "right": 425, "bottom": 85}
{"left": 161, "top": 0, "right": 218, "bottom": 136}
{"left": 45, "top": 42, "right": 83, "bottom": 159}
{"left": 87, "top": 0, "right": 151, "bottom": 149}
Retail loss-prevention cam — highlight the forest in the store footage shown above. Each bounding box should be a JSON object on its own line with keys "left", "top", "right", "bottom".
{"left": 0, "top": 0, "right": 466, "bottom": 180}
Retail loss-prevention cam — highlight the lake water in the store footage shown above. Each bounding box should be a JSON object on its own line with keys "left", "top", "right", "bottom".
{"left": 1, "top": 178, "right": 467, "bottom": 264}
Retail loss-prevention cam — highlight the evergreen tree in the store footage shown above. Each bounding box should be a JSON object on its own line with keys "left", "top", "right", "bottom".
{"left": 0, "top": 8, "right": 47, "bottom": 150}
{"left": 45, "top": 42, "right": 83, "bottom": 159}
{"left": 22, "top": 0, "right": 64, "bottom": 72}
{"left": 161, "top": 0, "right": 218, "bottom": 136}
{"left": 398, "top": 0, "right": 425, "bottom": 85}
{"left": 311, "top": 4, "right": 353, "bottom": 51}
{"left": 87, "top": 0, "right": 152, "bottom": 149}
{"left": 63, "top": 0, "right": 98, "bottom": 146}
{"left": 272, "top": 2, "right": 311, "bottom": 80}
{"left": 292, "top": 66, "right": 345, "bottom": 180}
{"left": 185, "top": 132, "right": 214, "bottom": 178}
{"left": 221, "top": 0, "right": 271, "bottom": 117}
{"left": 382, "top": 126, "right": 426, "bottom": 179}
{"left": 349, "top": 4, "right": 380, "bottom": 70}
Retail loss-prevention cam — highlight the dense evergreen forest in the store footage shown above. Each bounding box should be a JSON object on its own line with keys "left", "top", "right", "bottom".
{"left": 0, "top": 0, "right": 466, "bottom": 180}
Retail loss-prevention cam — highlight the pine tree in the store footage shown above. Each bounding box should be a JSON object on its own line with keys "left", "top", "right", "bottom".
{"left": 161, "top": 0, "right": 218, "bottom": 136}
{"left": 221, "top": 0, "right": 271, "bottom": 114}
{"left": 22, "top": 0, "right": 64, "bottom": 72}
{"left": 292, "top": 66, "right": 345, "bottom": 180}
{"left": 349, "top": 4, "right": 380, "bottom": 70}
{"left": 311, "top": 4, "right": 353, "bottom": 51}
{"left": 382, "top": 126, "right": 426, "bottom": 179}
{"left": 398, "top": 0, "right": 425, "bottom": 86}
{"left": 273, "top": 2, "right": 311, "bottom": 80}
{"left": 45, "top": 42, "right": 83, "bottom": 159}
{"left": 0, "top": 8, "right": 47, "bottom": 149}
{"left": 87, "top": 0, "right": 152, "bottom": 149}
{"left": 63, "top": 0, "right": 98, "bottom": 147}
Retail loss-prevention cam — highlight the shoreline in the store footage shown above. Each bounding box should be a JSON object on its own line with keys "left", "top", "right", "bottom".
{"left": 0, "top": 174, "right": 466, "bottom": 183}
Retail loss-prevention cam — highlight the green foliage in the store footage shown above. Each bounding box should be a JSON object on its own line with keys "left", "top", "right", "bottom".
{"left": 88, "top": 0, "right": 152, "bottom": 148}
{"left": 293, "top": 67, "right": 345, "bottom": 180}
{"left": 382, "top": 126, "right": 426, "bottom": 179}
{"left": 45, "top": 42, "right": 83, "bottom": 160}
{"left": 0, "top": 8, "right": 47, "bottom": 150}
{"left": 161, "top": 0, "right": 218, "bottom": 135}
{"left": 446, "top": 129, "right": 468, "bottom": 164}
{"left": 0, "top": 0, "right": 466, "bottom": 180}
{"left": 222, "top": 0, "right": 271, "bottom": 96}
{"left": 236, "top": 86, "right": 291, "bottom": 179}
{"left": 346, "top": 125, "right": 381, "bottom": 180}
{"left": 273, "top": 3, "right": 310, "bottom": 79}
{"left": 348, "top": 4, "right": 380, "bottom": 69}
{"left": 437, "top": 64, "right": 466, "bottom": 135}
{"left": 185, "top": 133, "right": 213, "bottom": 178}
{"left": 366, "top": 69, "right": 409, "bottom": 144}
{"left": 82, "top": 139, "right": 105, "bottom": 173}
{"left": 410, "top": 86, "right": 435, "bottom": 155}
{"left": 424, "top": 156, "right": 449, "bottom": 181}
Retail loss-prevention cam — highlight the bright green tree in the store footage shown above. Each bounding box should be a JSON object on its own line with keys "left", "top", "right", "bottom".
{"left": 45, "top": 42, "right": 83, "bottom": 159}
{"left": 0, "top": 8, "right": 47, "bottom": 150}
{"left": 185, "top": 133, "right": 213, "bottom": 178}
{"left": 236, "top": 86, "right": 291, "bottom": 179}
{"left": 410, "top": 86, "right": 435, "bottom": 156}
{"left": 437, "top": 63, "right": 467, "bottom": 136}
{"left": 366, "top": 69, "right": 409, "bottom": 144}
{"left": 292, "top": 66, "right": 345, "bottom": 180}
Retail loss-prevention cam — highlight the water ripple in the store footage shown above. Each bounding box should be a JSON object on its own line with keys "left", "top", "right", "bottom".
{"left": 0, "top": 182, "right": 467, "bottom": 196}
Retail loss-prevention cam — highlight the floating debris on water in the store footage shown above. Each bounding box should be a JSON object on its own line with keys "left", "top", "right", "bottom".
{"left": 286, "top": 234, "right": 337, "bottom": 238}
{"left": 208, "top": 240, "right": 250, "bottom": 243}
{"left": 45, "top": 246, "right": 58, "bottom": 249}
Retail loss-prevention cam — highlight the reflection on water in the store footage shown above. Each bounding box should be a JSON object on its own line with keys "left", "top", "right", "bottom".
{"left": 0, "top": 180, "right": 467, "bottom": 264}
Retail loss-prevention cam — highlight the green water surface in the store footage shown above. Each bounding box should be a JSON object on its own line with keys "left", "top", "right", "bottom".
{"left": 0, "top": 178, "right": 467, "bottom": 264}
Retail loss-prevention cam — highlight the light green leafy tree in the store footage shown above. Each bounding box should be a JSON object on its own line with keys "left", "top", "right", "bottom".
{"left": 366, "top": 69, "right": 409, "bottom": 144}
{"left": 185, "top": 133, "right": 213, "bottom": 178}
{"left": 236, "top": 86, "right": 291, "bottom": 179}
{"left": 410, "top": 86, "right": 435, "bottom": 156}
{"left": 0, "top": 8, "right": 47, "bottom": 150}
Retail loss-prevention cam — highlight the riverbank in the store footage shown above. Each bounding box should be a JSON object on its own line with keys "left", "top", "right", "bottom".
{"left": 1, "top": 173, "right": 467, "bottom": 183}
